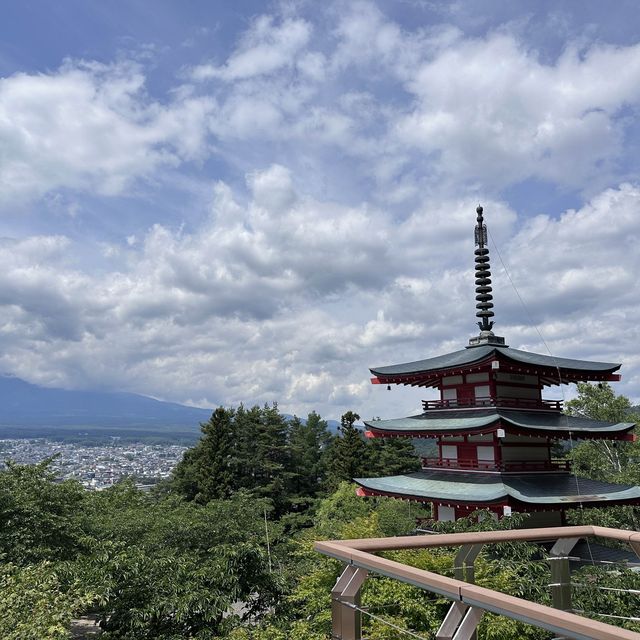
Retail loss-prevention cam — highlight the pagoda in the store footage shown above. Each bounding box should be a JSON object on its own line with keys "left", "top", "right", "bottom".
{"left": 355, "top": 206, "right": 640, "bottom": 526}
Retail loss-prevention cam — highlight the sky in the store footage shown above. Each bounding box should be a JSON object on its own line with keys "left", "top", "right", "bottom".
{"left": 1, "top": 0, "right": 640, "bottom": 421}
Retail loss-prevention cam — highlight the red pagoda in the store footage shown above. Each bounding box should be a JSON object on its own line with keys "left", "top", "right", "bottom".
{"left": 355, "top": 206, "right": 640, "bottom": 526}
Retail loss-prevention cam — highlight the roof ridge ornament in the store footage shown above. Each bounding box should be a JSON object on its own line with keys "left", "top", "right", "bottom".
{"left": 468, "top": 205, "right": 507, "bottom": 348}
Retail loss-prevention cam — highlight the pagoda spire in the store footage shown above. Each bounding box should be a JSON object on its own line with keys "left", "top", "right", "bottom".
{"left": 474, "top": 205, "right": 494, "bottom": 332}
{"left": 468, "top": 205, "right": 506, "bottom": 347}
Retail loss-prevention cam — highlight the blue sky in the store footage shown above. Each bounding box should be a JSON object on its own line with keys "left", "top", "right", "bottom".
{"left": 1, "top": 0, "right": 640, "bottom": 419}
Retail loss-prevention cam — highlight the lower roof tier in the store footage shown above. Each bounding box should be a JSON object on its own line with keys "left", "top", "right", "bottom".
{"left": 354, "top": 471, "right": 640, "bottom": 508}
{"left": 364, "top": 408, "right": 636, "bottom": 440}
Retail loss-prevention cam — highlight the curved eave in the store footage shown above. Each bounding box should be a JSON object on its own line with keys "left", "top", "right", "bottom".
{"left": 364, "top": 412, "right": 500, "bottom": 436}
{"left": 370, "top": 345, "right": 621, "bottom": 385}
{"left": 354, "top": 473, "right": 640, "bottom": 507}
{"left": 364, "top": 411, "right": 636, "bottom": 440}
{"left": 354, "top": 473, "right": 507, "bottom": 504}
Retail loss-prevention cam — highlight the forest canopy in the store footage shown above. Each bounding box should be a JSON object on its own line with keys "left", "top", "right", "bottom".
{"left": 0, "top": 387, "right": 638, "bottom": 639}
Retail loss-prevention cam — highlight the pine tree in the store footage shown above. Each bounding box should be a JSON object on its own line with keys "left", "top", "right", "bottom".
{"left": 171, "top": 407, "right": 236, "bottom": 503}
{"left": 232, "top": 404, "right": 261, "bottom": 490}
{"left": 289, "top": 411, "right": 334, "bottom": 499}
{"left": 253, "top": 403, "right": 293, "bottom": 514}
{"left": 197, "top": 407, "right": 236, "bottom": 501}
{"left": 326, "top": 411, "right": 368, "bottom": 490}
{"left": 368, "top": 437, "right": 420, "bottom": 476}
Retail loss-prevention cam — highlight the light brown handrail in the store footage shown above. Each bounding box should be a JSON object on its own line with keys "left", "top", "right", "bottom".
{"left": 316, "top": 525, "right": 640, "bottom": 640}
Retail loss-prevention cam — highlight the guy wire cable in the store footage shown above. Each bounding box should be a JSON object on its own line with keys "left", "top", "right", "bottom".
{"left": 486, "top": 224, "right": 597, "bottom": 567}
{"left": 340, "top": 601, "right": 431, "bottom": 640}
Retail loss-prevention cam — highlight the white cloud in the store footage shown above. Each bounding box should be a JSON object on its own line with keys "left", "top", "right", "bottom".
{"left": 0, "top": 60, "right": 212, "bottom": 202}
{"left": 191, "top": 16, "right": 312, "bottom": 81}
{"left": 2, "top": 170, "right": 639, "bottom": 417}
{"left": 3, "top": 1, "right": 640, "bottom": 422}
{"left": 395, "top": 35, "right": 640, "bottom": 188}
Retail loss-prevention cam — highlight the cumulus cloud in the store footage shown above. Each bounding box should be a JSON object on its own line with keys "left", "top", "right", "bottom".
{"left": 3, "top": 1, "right": 640, "bottom": 421}
{"left": 184, "top": 3, "right": 640, "bottom": 205}
{"left": 192, "top": 16, "right": 313, "bottom": 81}
{"left": 0, "top": 60, "right": 212, "bottom": 202}
{"left": 395, "top": 36, "right": 640, "bottom": 189}
{"left": 2, "top": 167, "right": 639, "bottom": 417}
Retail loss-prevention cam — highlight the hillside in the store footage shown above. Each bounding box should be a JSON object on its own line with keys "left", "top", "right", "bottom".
{"left": 0, "top": 375, "right": 212, "bottom": 439}
{"left": 0, "top": 376, "right": 340, "bottom": 440}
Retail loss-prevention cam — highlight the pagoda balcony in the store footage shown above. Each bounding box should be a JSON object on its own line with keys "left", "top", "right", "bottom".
{"left": 421, "top": 457, "right": 572, "bottom": 473}
{"left": 421, "top": 397, "right": 563, "bottom": 411}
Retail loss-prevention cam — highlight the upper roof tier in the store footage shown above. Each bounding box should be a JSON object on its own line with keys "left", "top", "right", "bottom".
{"left": 370, "top": 206, "right": 622, "bottom": 388}
{"left": 370, "top": 343, "right": 621, "bottom": 387}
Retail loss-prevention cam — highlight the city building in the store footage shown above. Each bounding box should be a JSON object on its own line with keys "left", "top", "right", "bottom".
{"left": 355, "top": 206, "right": 640, "bottom": 525}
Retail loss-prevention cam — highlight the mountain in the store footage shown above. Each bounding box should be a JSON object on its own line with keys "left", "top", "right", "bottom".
{"left": 0, "top": 375, "right": 342, "bottom": 440}
{"left": 0, "top": 375, "right": 213, "bottom": 440}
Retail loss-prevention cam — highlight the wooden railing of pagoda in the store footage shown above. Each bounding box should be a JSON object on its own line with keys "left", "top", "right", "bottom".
{"left": 421, "top": 457, "right": 572, "bottom": 472}
{"left": 421, "top": 397, "right": 563, "bottom": 411}
{"left": 317, "top": 525, "right": 640, "bottom": 640}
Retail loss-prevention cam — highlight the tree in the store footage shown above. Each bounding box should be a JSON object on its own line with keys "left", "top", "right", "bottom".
{"left": 566, "top": 382, "right": 640, "bottom": 482}
{"left": 326, "top": 411, "right": 368, "bottom": 490}
{"left": 0, "top": 460, "right": 87, "bottom": 564}
{"left": 76, "top": 485, "right": 285, "bottom": 639}
{"left": 368, "top": 437, "right": 421, "bottom": 476}
{"left": 252, "top": 403, "right": 293, "bottom": 514}
{"left": 0, "top": 561, "right": 93, "bottom": 640}
{"left": 172, "top": 407, "right": 236, "bottom": 502}
{"left": 197, "top": 407, "right": 236, "bottom": 501}
{"left": 289, "top": 412, "right": 333, "bottom": 501}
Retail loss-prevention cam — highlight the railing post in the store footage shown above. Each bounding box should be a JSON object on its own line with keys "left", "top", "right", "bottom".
{"left": 436, "top": 544, "right": 484, "bottom": 640}
{"left": 332, "top": 565, "right": 368, "bottom": 640}
{"left": 455, "top": 543, "right": 484, "bottom": 583}
{"left": 548, "top": 537, "right": 579, "bottom": 612}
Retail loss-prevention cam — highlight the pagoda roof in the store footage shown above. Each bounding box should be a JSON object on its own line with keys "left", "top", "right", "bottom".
{"left": 354, "top": 471, "right": 640, "bottom": 507}
{"left": 364, "top": 408, "right": 635, "bottom": 438}
{"left": 370, "top": 344, "right": 620, "bottom": 380}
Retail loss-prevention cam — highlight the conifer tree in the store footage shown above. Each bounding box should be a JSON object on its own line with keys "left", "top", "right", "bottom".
{"left": 289, "top": 411, "right": 334, "bottom": 499}
{"left": 368, "top": 437, "right": 420, "bottom": 476}
{"left": 252, "top": 403, "right": 293, "bottom": 514}
{"left": 232, "top": 404, "right": 261, "bottom": 490}
{"left": 197, "top": 407, "right": 236, "bottom": 501}
{"left": 326, "top": 411, "right": 368, "bottom": 490}
{"left": 171, "top": 407, "right": 236, "bottom": 503}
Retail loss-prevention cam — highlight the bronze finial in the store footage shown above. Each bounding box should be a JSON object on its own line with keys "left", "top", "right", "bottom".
{"left": 474, "top": 205, "right": 494, "bottom": 332}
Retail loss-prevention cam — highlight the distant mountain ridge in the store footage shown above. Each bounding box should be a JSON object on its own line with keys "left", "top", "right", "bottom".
{"left": 0, "top": 376, "right": 340, "bottom": 440}
{"left": 0, "top": 375, "right": 212, "bottom": 430}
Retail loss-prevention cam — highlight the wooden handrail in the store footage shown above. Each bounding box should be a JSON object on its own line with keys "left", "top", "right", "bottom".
{"left": 315, "top": 525, "right": 640, "bottom": 640}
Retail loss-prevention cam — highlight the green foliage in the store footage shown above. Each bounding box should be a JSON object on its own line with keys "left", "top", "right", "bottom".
{"left": 566, "top": 382, "right": 633, "bottom": 423}
{"left": 3, "top": 389, "right": 640, "bottom": 640}
{"left": 75, "top": 485, "right": 285, "bottom": 639}
{"left": 326, "top": 411, "right": 368, "bottom": 490}
{"left": 78, "top": 539, "right": 281, "bottom": 639}
{"left": 0, "top": 460, "right": 86, "bottom": 564}
{"left": 171, "top": 404, "right": 334, "bottom": 515}
{"left": 288, "top": 412, "right": 333, "bottom": 500}
{"left": 368, "top": 437, "right": 421, "bottom": 476}
{"left": 566, "top": 382, "right": 640, "bottom": 482}
{"left": 571, "top": 564, "right": 640, "bottom": 633}
{"left": 0, "top": 561, "right": 93, "bottom": 640}
{"left": 564, "top": 382, "right": 640, "bottom": 528}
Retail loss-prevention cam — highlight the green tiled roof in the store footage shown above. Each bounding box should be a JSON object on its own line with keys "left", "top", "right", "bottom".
{"left": 355, "top": 471, "right": 640, "bottom": 505}
{"left": 364, "top": 409, "right": 635, "bottom": 435}
{"left": 370, "top": 344, "right": 620, "bottom": 377}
